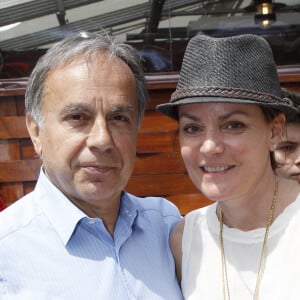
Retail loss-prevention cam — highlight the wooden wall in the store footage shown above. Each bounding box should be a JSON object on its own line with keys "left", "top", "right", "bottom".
{"left": 1, "top": 67, "right": 300, "bottom": 215}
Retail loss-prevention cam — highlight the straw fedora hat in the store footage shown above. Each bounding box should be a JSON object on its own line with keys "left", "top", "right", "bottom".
{"left": 157, "top": 34, "right": 297, "bottom": 120}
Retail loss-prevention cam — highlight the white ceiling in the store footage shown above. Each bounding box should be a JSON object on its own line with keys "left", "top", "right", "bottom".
{"left": 0, "top": 0, "right": 299, "bottom": 50}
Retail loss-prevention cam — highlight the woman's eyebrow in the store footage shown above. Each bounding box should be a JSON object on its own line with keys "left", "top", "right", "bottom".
{"left": 179, "top": 112, "right": 201, "bottom": 122}
{"left": 179, "top": 110, "right": 249, "bottom": 121}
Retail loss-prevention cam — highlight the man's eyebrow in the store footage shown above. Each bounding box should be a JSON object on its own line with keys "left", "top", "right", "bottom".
{"left": 61, "top": 104, "right": 91, "bottom": 114}
{"left": 60, "top": 104, "right": 135, "bottom": 116}
{"left": 110, "top": 105, "right": 134, "bottom": 113}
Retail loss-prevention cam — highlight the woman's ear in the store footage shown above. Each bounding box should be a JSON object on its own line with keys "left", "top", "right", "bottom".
{"left": 26, "top": 113, "right": 42, "bottom": 157}
{"left": 269, "top": 113, "right": 286, "bottom": 151}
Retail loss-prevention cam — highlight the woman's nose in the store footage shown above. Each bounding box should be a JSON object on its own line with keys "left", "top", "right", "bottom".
{"left": 200, "top": 133, "right": 224, "bottom": 156}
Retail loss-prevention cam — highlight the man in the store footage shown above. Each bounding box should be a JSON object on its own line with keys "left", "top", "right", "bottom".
{"left": 0, "top": 31, "right": 183, "bottom": 300}
{"left": 274, "top": 89, "right": 300, "bottom": 183}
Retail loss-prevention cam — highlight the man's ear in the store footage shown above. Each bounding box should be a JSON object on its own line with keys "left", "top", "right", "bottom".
{"left": 269, "top": 113, "right": 285, "bottom": 151}
{"left": 26, "top": 113, "right": 42, "bottom": 157}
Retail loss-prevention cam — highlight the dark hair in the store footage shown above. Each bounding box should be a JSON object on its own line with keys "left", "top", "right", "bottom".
{"left": 260, "top": 106, "right": 284, "bottom": 170}
{"left": 286, "top": 111, "right": 300, "bottom": 123}
{"left": 281, "top": 88, "right": 300, "bottom": 123}
{"left": 25, "top": 31, "right": 148, "bottom": 127}
{"left": 260, "top": 106, "right": 282, "bottom": 122}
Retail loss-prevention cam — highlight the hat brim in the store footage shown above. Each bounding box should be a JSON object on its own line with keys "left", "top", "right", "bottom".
{"left": 156, "top": 96, "right": 297, "bottom": 120}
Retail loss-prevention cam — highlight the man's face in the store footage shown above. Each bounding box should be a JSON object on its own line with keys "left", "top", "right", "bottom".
{"left": 27, "top": 53, "right": 139, "bottom": 212}
{"left": 274, "top": 122, "right": 300, "bottom": 182}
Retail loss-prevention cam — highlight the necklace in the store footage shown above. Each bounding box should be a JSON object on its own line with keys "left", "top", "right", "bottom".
{"left": 219, "top": 178, "right": 278, "bottom": 300}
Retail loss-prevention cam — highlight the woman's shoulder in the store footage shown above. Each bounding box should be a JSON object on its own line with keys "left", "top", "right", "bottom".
{"left": 184, "top": 202, "right": 216, "bottom": 225}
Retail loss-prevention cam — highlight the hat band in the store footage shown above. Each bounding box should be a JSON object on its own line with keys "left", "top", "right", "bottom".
{"left": 171, "top": 86, "right": 292, "bottom": 106}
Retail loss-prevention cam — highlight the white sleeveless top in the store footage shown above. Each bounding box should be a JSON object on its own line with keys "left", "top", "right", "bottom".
{"left": 182, "top": 194, "right": 300, "bottom": 300}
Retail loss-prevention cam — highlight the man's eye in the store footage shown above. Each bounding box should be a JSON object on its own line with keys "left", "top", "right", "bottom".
{"left": 113, "top": 115, "right": 128, "bottom": 122}
{"left": 277, "top": 143, "right": 297, "bottom": 153}
{"left": 66, "top": 114, "right": 88, "bottom": 125}
{"left": 70, "top": 114, "right": 83, "bottom": 121}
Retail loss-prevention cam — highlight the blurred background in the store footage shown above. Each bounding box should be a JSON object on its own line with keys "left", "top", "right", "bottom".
{"left": 0, "top": 0, "right": 299, "bottom": 77}
{"left": 0, "top": 0, "right": 299, "bottom": 212}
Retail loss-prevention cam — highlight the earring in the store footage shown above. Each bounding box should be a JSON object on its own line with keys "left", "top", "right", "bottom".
{"left": 271, "top": 144, "right": 277, "bottom": 151}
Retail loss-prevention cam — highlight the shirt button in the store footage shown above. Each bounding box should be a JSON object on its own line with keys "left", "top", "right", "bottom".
{"left": 88, "top": 220, "right": 96, "bottom": 225}
{"left": 125, "top": 210, "right": 132, "bottom": 216}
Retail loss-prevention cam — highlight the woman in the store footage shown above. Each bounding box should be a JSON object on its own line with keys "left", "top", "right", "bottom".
{"left": 157, "top": 34, "right": 300, "bottom": 299}
{"left": 274, "top": 89, "right": 300, "bottom": 183}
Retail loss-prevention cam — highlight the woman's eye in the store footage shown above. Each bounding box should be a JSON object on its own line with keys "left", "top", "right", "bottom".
{"left": 181, "top": 125, "right": 202, "bottom": 134}
{"left": 219, "top": 121, "right": 248, "bottom": 134}
{"left": 186, "top": 126, "right": 198, "bottom": 133}
{"left": 226, "top": 121, "right": 245, "bottom": 130}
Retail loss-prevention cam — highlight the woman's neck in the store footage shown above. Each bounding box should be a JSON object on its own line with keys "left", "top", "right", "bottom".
{"left": 217, "top": 176, "right": 298, "bottom": 231}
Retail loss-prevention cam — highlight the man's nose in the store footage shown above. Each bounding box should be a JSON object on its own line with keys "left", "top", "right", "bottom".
{"left": 87, "top": 119, "right": 114, "bottom": 151}
{"left": 294, "top": 147, "right": 300, "bottom": 166}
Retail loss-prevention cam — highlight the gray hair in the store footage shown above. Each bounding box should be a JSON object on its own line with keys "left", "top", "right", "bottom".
{"left": 25, "top": 31, "right": 148, "bottom": 126}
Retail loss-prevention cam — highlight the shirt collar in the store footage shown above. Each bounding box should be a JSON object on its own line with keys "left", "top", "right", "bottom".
{"left": 118, "top": 192, "right": 139, "bottom": 227}
{"left": 35, "top": 168, "right": 86, "bottom": 246}
{"left": 34, "top": 168, "right": 139, "bottom": 246}
{"left": 119, "top": 191, "right": 138, "bottom": 223}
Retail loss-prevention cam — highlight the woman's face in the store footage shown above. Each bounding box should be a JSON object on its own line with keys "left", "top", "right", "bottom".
{"left": 274, "top": 122, "right": 300, "bottom": 182}
{"left": 178, "top": 102, "right": 283, "bottom": 202}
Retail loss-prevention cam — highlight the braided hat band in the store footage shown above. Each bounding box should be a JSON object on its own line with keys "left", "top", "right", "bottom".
{"left": 171, "top": 86, "right": 293, "bottom": 105}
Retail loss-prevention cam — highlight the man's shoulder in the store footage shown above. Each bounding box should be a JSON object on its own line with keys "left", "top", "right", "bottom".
{"left": 125, "top": 192, "right": 181, "bottom": 217}
{"left": 0, "top": 193, "right": 39, "bottom": 240}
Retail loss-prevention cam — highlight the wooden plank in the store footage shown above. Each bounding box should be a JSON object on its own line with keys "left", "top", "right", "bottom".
{"left": 281, "top": 83, "right": 300, "bottom": 93}
{"left": 0, "top": 89, "right": 26, "bottom": 97}
{"left": 0, "top": 116, "right": 28, "bottom": 139}
{"left": 167, "top": 193, "right": 213, "bottom": 215}
{"left": 0, "top": 79, "right": 27, "bottom": 97}
{"left": 0, "top": 97, "right": 18, "bottom": 116}
{"left": 133, "top": 152, "right": 185, "bottom": 175}
{"left": 0, "top": 140, "right": 21, "bottom": 161}
{"left": 145, "top": 72, "right": 178, "bottom": 89}
{"left": 0, "top": 159, "right": 41, "bottom": 182}
{"left": 23, "top": 182, "right": 36, "bottom": 196}
{"left": 277, "top": 66, "right": 300, "bottom": 83}
{"left": 0, "top": 183, "right": 24, "bottom": 206}
{"left": 125, "top": 173, "right": 198, "bottom": 197}
{"left": 136, "top": 131, "right": 179, "bottom": 153}
{"left": 146, "top": 89, "right": 175, "bottom": 110}
{"left": 0, "top": 69, "right": 299, "bottom": 95}
{"left": 16, "top": 96, "right": 25, "bottom": 116}
{"left": 140, "top": 110, "right": 177, "bottom": 132}
{"left": 20, "top": 139, "right": 37, "bottom": 159}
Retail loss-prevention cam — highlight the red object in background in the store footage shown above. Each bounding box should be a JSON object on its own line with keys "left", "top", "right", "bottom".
{"left": 0, "top": 196, "right": 6, "bottom": 211}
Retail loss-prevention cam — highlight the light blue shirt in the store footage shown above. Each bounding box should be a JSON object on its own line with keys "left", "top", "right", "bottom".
{"left": 0, "top": 170, "right": 183, "bottom": 300}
